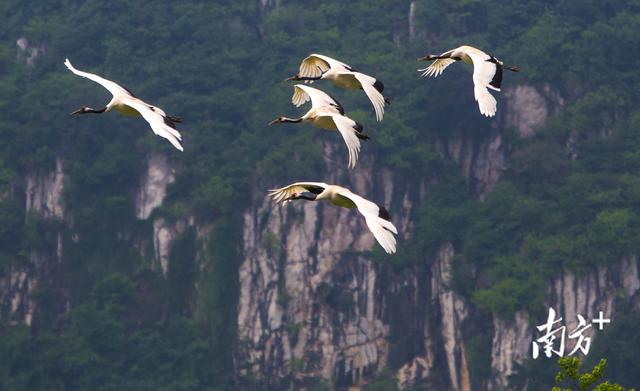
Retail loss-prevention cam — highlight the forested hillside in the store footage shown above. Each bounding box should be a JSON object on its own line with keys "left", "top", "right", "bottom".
{"left": 1, "top": 0, "right": 639, "bottom": 390}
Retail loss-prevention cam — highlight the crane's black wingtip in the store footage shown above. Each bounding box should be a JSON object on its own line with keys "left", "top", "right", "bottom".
{"left": 356, "top": 132, "right": 370, "bottom": 141}
{"left": 378, "top": 205, "right": 391, "bottom": 221}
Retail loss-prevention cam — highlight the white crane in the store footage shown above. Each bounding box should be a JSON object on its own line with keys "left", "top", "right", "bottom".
{"left": 64, "top": 59, "right": 184, "bottom": 151}
{"left": 286, "top": 54, "right": 389, "bottom": 122}
{"left": 268, "top": 84, "right": 369, "bottom": 169}
{"left": 417, "top": 45, "right": 519, "bottom": 117}
{"left": 269, "top": 182, "right": 398, "bottom": 254}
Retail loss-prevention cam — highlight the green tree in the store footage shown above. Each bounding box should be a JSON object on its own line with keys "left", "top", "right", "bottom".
{"left": 552, "top": 357, "right": 635, "bottom": 391}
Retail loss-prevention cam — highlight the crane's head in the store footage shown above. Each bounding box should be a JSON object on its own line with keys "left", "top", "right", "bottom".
{"left": 71, "top": 107, "right": 91, "bottom": 115}
{"left": 417, "top": 54, "right": 437, "bottom": 62}
{"left": 268, "top": 116, "right": 285, "bottom": 125}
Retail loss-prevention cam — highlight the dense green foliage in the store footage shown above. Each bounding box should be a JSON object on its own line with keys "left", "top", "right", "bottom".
{"left": 0, "top": 0, "right": 639, "bottom": 389}
{"left": 0, "top": 275, "right": 223, "bottom": 390}
{"left": 410, "top": 1, "right": 640, "bottom": 318}
{"left": 585, "top": 306, "right": 640, "bottom": 389}
{"left": 553, "top": 357, "right": 634, "bottom": 391}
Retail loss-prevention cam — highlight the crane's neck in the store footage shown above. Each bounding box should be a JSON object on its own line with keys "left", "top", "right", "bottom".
{"left": 71, "top": 106, "right": 108, "bottom": 115}
{"left": 281, "top": 117, "right": 303, "bottom": 123}
{"left": 287, "top": 74, "right": 322, "bottom": 81}
{"left": 86, "top": 107, "right": 108, "bottom": 113}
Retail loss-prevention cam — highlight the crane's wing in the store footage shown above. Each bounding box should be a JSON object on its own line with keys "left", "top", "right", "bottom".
{"left": 64, "top": 58, "right": 131, "bottom": 98}
{"left": 466, "top": 50, "right": 500, "bottom": 117}
{"left": 472, "top": 84, "right": 497, "bottom": 117}
{"left": 268, "top": 182, "right": 329, "bottom": 203}
{"left": 337, "top": 190, "right": 397, "bottom": 254}
{"left": 418, "top": 49, "right": 457, "bottom": 78}
{"left": 467, "top": 50, "right": 501, "bottom": 91}
{"left": 308, "top": 54, "right": 352, "bottom": 70}
{"left": 352, "top": 72, "right": 386, "bottom": 122}
{"left": 124, "top": 99, "right": 184, "bottom": 151}
{"left": 148, "top": 105, "right": 167, "bottom": 117}
{"left": 297, "top": 54, "right": 351, "bottom": 80}
{"left": 292, "top": 84, "right": 344, "bottom": 114}
{"left": 326, "top": 114, "right": 363, "bottom": 169}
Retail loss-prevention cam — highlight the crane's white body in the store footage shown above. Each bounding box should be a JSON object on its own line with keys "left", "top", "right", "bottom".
{"left": 279, "top": 84, "right": 365, "bottom": 168}
{"left": 269, "top": 182, "right": 398, "bottom": 254}
{"left": 294, "top": 54, "right": 387, "bottom": 122}
{"left": 64, "top": 59, "right": 184, "bottom": 151}
{"left": 418, "top": 45, "right": 508, "bottom": 117}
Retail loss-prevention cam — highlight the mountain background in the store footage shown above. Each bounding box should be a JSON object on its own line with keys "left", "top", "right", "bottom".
{"left": 1, "top": 0, "right": 639, "bottom": 389}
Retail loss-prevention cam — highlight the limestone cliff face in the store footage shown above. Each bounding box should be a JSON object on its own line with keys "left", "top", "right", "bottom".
{"left": 238, "top": 149, "right": 401, "bottom": 388}
{"left": 236, "top": 169, "right": 480, "bottom": 389}
{"left": 135, "top": 153, "right": 181, "bottom": 275}
{"left": 1, "top": 153, "right": 178, "bottom": 325}
{"left": 1, "top": 159, "right": 65, "bottom": 326}
{"left": 3, "top": 83, "right": 637, "bottom": 390}
{"left": 490, "top": 257, "right": 640, "bottom": 389}
{"left": 136, "top": 153, "right": 175, "bottom": 220}
{"left": 234, "top": 83, "right": 638, "bottom": 390}
{"left": 235, "top": 131, "right": 496, "bottom": 389}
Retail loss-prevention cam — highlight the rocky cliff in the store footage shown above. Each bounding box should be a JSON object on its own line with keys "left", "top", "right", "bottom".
{"left": 234, "top": 83, "right": 640, "bottom": 390}
{"left": 2, "top": 84, "right": 638, "bottom": 390}
{"left": 1, "top": 158, "right": 65, "bottom": 327}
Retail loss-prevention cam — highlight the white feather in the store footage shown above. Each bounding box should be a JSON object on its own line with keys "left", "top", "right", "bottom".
{"left": 65, "top": 58, "right": 184, "bottom": 151}
{"left": 268, "top": 183, "right": 398, "bottom": 254}
{"left": 353, "top": 72, "right": 385, "bottom": 122}
{"left": 338, "top": 190, "right": 398, "bottom": 254}
{"left": 328, "top": 114, "right": 362, "bottom": 169}
{"left": 417, "top": 46, "right": 506, "bottom": 116}
{"left": 293, "top": 54, "right": 388, "bottom": 121}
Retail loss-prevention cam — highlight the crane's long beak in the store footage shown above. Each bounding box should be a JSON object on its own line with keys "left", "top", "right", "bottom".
{"left": 268, "top": 118, "right": 279, "bottom": 126}
{"left": 417, "top": 55, "right": 432, "bottom": 61}
{"left": 285, "top": 75, "right": 298, "bottom": 81}
{"left": 70, "top": 108, "right": 83, "bottom": 115}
